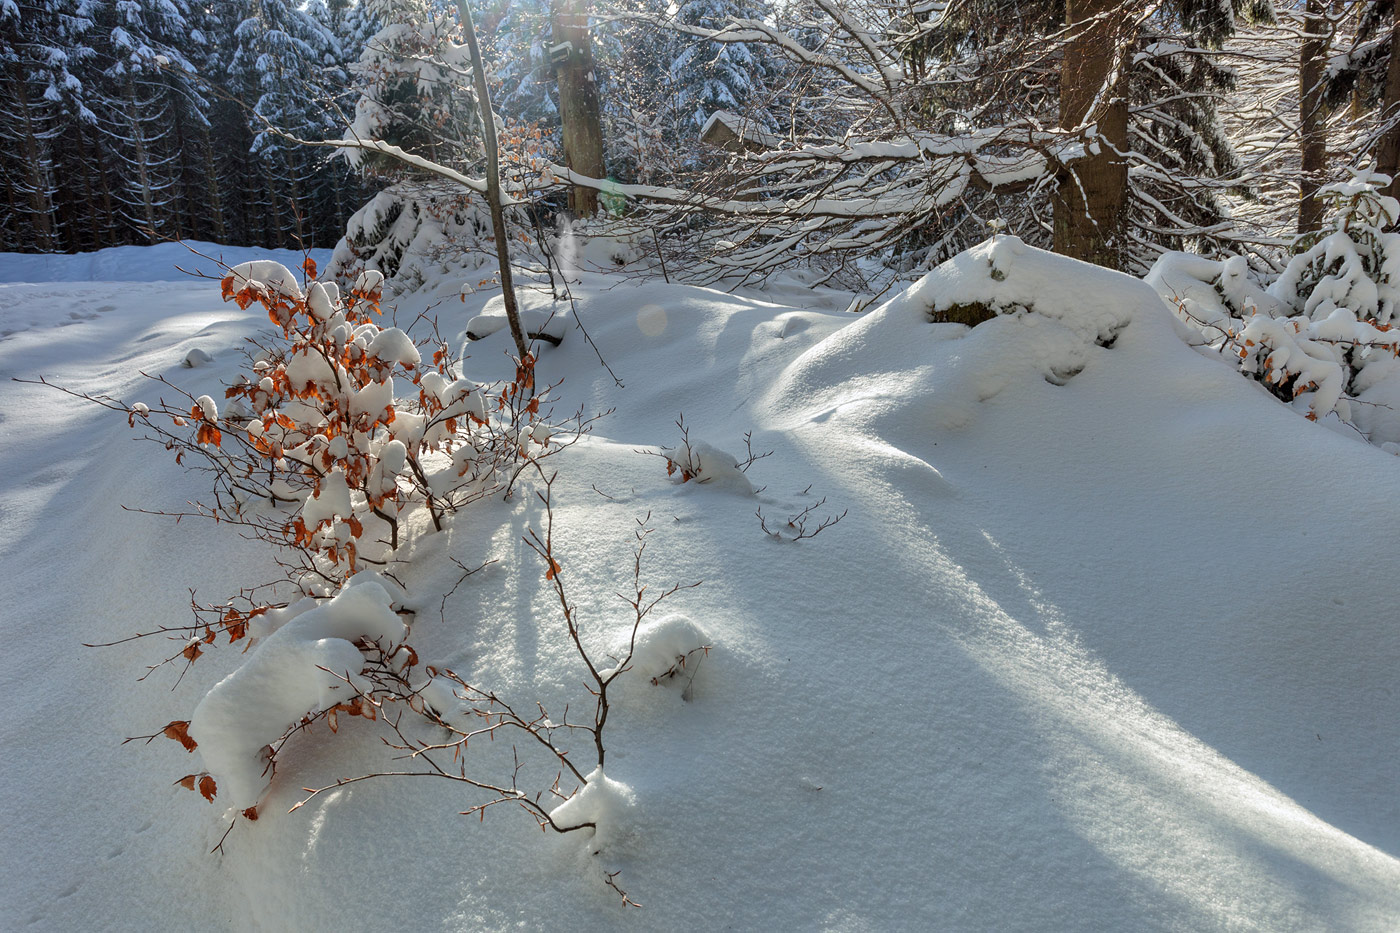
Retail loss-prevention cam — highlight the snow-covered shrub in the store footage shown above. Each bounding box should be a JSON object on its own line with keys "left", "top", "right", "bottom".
{"left": 86, "top": 257, "right": 672, "bottom": 901}
{"left": 331, "top": 121, "right": 571, "bottom": 295}
{"left": 1148, "top": 168, "right": 1400, "bottom": 439}
{"left": 103, "top": 256, "right": 595, "bottom": 824}
{"left": 646, "top": 414, "right": 764, "bottom": 491}
{"left": 214, "top": 257, "right": 499, "bottom": 584}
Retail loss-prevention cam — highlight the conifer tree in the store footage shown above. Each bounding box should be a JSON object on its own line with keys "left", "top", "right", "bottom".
{"left": 669, "top": 0, "right": 779, "bottom": 133}
{"left": 0, "top": 0, "right": 91, "bottom": 250}
{"left": 1329, "top": 0, "right": 1400, "bottom": 203}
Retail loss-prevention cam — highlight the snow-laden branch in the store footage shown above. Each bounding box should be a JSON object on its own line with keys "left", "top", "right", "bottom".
{"left": 277, "top": 132, "right": 507, "bottom": 202}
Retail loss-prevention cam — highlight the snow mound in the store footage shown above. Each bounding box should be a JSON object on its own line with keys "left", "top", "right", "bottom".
{"left": 182, "top": 348, "right": 215, "bottom": 368}
{"left": 466, "top": 290, "right": 571, "bottom": 344}
{"left": 605, "top": 615, "right": 710, "bottom": 685}
{"left": 671, "top": 440, "right": 754, "bottom": 494}
{"left": 905, "top": 235, "right": 1135, "bottom": 344}
{"left": 767, "top": 237, "right": 1145, "bottom": 435}
{"left": 188, "top": 578, "right": 407, "bottom": 810}
{"left": 549, "top": 767, "right": 636, "bottom": 850}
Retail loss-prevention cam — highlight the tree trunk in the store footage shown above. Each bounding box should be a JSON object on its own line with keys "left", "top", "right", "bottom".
{"left": 551, "top": 0, "right": 606, "bottom": 217}
{"left": 124, "top": 75, "right": 160, "bottom": 242}
{"left": 84, "top": 122, "right": 119, "bottom": 250}
{"left": 455, "top": 0, "right": 530, "bottom": 361}
{"left": 1299, "top": 0, "right": 1331, "bottom": 234}
{"left": 1053, "top": 0, "right": 1130, "bottom": 269}
{"left": 201, "top": 124, "right": 228, "bottom": 244}
{"left": 1375, "top": 0, "right": 1400, "bottom": 203}
{"left": 8, "top": 65, "right": 55, "bottom": 251}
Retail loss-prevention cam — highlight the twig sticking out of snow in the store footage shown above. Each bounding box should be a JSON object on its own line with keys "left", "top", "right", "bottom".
{"left": 639, "top": 414, "right": 769, "bottom": 493}
{"left": 757, "top": 497, "right": 848, "bottom": 542}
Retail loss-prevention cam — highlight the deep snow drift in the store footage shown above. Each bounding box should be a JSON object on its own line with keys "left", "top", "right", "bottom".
{"left": 1, "top": 238, "right": 1397, "bottom": 931}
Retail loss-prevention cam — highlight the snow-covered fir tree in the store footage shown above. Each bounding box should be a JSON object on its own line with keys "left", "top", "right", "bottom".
{"left": 82, "top": 0, "right": 207, "bottom": 242}
{"left": 669, "top": 0, "right": 780, "bottom": 133}
{"left": 228, "top": 0, "right": 351, "bottom": 246}
{"left": 0, "top": 0, "right": 90, "bottom": 249}
{"left": 331, "top": 0, "right": 492, "bottom": 291}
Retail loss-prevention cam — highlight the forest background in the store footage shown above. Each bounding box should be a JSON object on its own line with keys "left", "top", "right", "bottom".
{"left": 5, "top": 0, "right": 1399, "bottom": 284}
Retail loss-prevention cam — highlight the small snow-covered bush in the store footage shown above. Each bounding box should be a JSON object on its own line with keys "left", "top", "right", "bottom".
{"left": 645, "top": 414, "right": 766, "bottom": 491}
{"left": 1148, "top": 168, "right": 1400, "bottom": 440}
{"left": 91, "top": 255, "right": 594, "bottom": 828}
{"left": 67, "top": 253, "right": 688, "bottom": 903}
{"left": 209, "top": 257, "right": 563, "bottom": 587}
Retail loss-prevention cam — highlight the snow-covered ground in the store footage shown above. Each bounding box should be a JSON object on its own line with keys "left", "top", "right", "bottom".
{"left": 2, "top": 239, "right": 1398, "bottom": 931}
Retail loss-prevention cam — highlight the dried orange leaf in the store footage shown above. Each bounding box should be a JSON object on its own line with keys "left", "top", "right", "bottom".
{"left": 163, "top": 720, "right": 197, "bottom": 752}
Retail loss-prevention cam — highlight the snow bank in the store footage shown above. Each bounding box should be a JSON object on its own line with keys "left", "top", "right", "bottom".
{"left": 188, "top": 579, "right": 407, "bottom": 810}
{"left": 767, "top": 236, "right": 1142, "bottom": 436}
{"left": 0, "top": 241, "right": 331, "bottom": 283}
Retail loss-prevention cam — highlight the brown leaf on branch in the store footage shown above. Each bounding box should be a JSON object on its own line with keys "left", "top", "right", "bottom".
{"left": 198, "top": 775, "right": 217, "bottom": 802}
{"left": 224, "top": 609, "right": 248, "bottom": 643}
{"left": 163, "top": 720, "right": 198, "bottom": 752}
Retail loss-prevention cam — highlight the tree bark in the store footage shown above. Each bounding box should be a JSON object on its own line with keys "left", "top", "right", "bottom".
{"left": 1299, "top": 0, "right": 1331, "bottom": 234}
{"left": 124, "top": 75, "right": 160, "bottom": 242}
{"left": 455, "top": 0, "right": 530, "bottom": 361}
{"left": 551, "top": 0, "right": 606, "bottom": 217}
{"left": 8, "top": 65, "right": 55, "bottom": 250}
{"left": 1375, "top": 0, "right": 1400, "bottom": 203}
{"left": 1053, "top": 0, "right": 1130, "bottom": 269}
{"left": 201, "top": 124, "right": 228, "bottom": 244}
{"left": 83, "top": 122, "right": 119, "bottom": 250}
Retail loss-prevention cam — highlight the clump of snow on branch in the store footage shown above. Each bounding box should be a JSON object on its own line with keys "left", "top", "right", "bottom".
{"left": 603, "top": 614, "right": 711, "bottom": 685}
{"left": 189, "top": 578, "right": 409, "bottom": 810}
{"left": 549, "top": 767, "right": 636, "bottom": 850}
